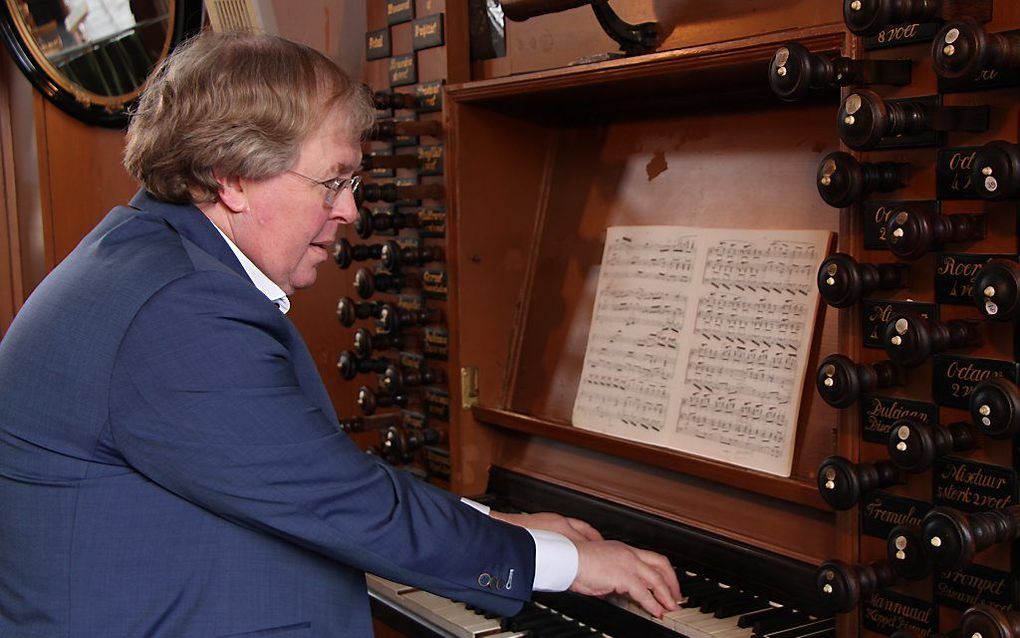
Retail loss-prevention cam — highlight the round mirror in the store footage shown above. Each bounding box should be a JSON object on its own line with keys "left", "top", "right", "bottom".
{"left": 0, "top": 0, "right": 202, "bottom": 128}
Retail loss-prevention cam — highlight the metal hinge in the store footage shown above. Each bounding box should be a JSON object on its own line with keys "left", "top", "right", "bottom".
{"left": 460, "top": 367, "right": 479, "bottom": 409}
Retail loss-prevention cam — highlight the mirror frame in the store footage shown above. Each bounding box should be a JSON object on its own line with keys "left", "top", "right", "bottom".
{"left": 0, "top": 0, "right": 203, "bottom": 129}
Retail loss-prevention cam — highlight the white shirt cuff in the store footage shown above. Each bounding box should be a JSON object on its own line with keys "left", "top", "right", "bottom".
{"left": 459, "top": 497, "right": 491, "bottom": 516}
{"left": 525, "top": 529, "right": 578, "bottom": 592}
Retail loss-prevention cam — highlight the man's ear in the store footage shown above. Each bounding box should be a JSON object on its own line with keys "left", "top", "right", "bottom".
{"left": 214, "top": 173, "right": 247, "bottom": 213}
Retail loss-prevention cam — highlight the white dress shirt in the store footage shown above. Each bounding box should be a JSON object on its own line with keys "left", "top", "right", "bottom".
{"left": 212, "top": 226, "right": 579, "bottom": 592}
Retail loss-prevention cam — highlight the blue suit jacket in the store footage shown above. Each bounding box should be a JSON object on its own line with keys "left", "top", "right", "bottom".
{"left": 0, "top": 191, "right": 535, "bottom": 637}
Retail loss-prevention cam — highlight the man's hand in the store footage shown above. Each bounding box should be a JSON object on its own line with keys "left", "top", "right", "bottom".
{"left": 490, "top": 511, "right": 603, "bottom": 543}
{"left": 572, "top": 540, "right": 680, "bottom": 619}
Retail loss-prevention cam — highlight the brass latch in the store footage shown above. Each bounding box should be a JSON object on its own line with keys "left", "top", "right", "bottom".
{"left": 460, "top": 367, "right": 479, "bottom": 409}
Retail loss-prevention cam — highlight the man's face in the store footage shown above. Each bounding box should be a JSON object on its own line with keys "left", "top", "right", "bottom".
{"left": 232, "top": 109, "right": 362, "bottom": 294}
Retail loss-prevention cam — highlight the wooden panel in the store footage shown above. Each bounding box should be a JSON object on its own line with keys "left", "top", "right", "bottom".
{"left": 0, "top": 70, "right": 20, "bottom": 336}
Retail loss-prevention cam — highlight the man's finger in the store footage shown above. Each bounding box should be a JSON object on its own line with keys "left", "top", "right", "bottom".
{"left": 636, "top": 561, "right": 678, "bottom": 613}
{"left": 635, "top": 549, "right": 681, "bottom": 600}
{"left": 626, "top": 578, "right": 668, "bottom": 618}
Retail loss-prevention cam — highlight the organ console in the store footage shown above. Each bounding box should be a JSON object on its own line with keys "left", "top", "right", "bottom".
{"left": 817, "top": 253, "right": 908, "bottom": 308}
{"left": 817, "top": 456, "right": 904, "bottom": 510}
{"left": 336, "top": 297, "right": 384, "bottom": 328}
{"left": 336, "top": 350, "right": 392, "bottom": 381}
{"left": 815, "top": 560, "right": 898, "bottom": 614}
{"left": 381, "top": 240, "right": 443, "bottom": 270}
{"left": 357, "top": 182, "right": 445, "bottom": 205}
{"left": 883, "top": 208, "right": 986, "bottom": 260}
{"left": 921, "top": 505, "right": 1020, "bottom": 569}
{"left": 969, "top": 377, "right": 1020, "bottom": 438}
{"left": 334, "top": 238, "right": 383, "bottom": 269}
{"left": 817, "top": 152, "right": 908, "bottom": 207}
{"left": 381, "top": 363, "right": 446, "bottom": 393}
{"left": 971, "top": 259, "right": 1020, "bottom": 320}
{"left": 932, "top": 19, "right": 1020, "bottom": 81}
{"left": 370, "top": 119, "right": 443, "bottom": 141}
{"left": 768, "top": 42, "right": 911, "bottom": 102}
{"left": 358, "top": 385, "right": 408, "bottom": 415}
{"left": 354, "top": 207, "right": 420, "bottom": 239}
{"left": 881, "top": 311, "right": 982, "bottom": 367}
{"left": 379, "top": 303, "right": 441, "bottom": 334}
{"left": 842, "top": 0, "right": 993, "bottom": 37}
{"left": 970, "top": 141, "right": 1020, "bottom": 200}
{"left": 886, "top": 418, "right": 978, "bottom": 473}
{"left": 353, "top": 328, "right": 405, "bottom": 359}
{"left": 355, "top": 268, "right": 411, "bottom": 299}
{"left": 835, "top": 89, "right": 988, "bottom": 151}
{"left": 884, "top": 526, "right": 932, "bottom": 580}
{"left": 815, "top": 354, "right": 903, "bottom": 408}
{"left": 361, "top": 153, "right": 421, "bottom": 171}
{"left": 960, "top": 605, "right": 1020, "bottom": 638}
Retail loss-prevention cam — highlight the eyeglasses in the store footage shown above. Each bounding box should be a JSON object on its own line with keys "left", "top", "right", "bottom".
{"left": 286, "top": 170, "right": 362, "bottom": 209}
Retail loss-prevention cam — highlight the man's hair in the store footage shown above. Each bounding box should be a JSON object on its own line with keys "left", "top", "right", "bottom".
{"left": 123, "top": 32, "right": 375, "bottom": 203}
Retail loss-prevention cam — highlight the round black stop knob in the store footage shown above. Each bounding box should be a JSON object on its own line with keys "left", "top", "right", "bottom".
{"left": 882, "top": 311, "right": 981, "bottom": 367}
{"left": 372, "top": 90, "right": 419, "bottom": 111}
{"left": 887, "top": 419, "right": 977, "bottom": 473}
{"left": 381, "top": 363, "right": 444, "bottom": 393}
{"left": 884, "top": 208, "right": 985, "bottom": 260}
{"left": 768, "top": 42, "right": 839, "bottom": 101}
{"left": 818, "top": 456, "right": 903, "bottom": 510}
{"left": 357, "top": 385, "right": 407, "bottom": 416}
{"left": 971, "top": 259, "right": 1020, "bottom": 320}
{"left": 381, "top": 240, "right": 443, "bottom": 270}
{"left": 922, "top": 506, "right": 1020, "bottom": 570}
{"left": 960, "top": 605, "right": 1020, "bottom": 638}
{"left": 817, "top": 253, "right": 908, "bottom": 308}
{"left": 381, "top": 425, "right": 442, "bottom": 463}
{"left": 933, "top": 19, "right": 1020, "bottom": 82}
{"left": 817, "top": 152, "right": 907, "bottom": 208}
{"left": 354, "top": 207, "right": 379, "bottom": 240}
{"left": 352, "top": 328, "right": 404, "bottom": 359}
{"left": 843, "top": 0, "right": 940, "bottom": 37}
{"left": 885, "top": 525, "right": 932, "bottom": 581}
{"left": 379, "top": 303, "right": 439, "bottom": 334}
{"left": 353, "top": 208, "right": 419, "bottom": 239}
{"left": 837, "top": 89, "right": 931, "bottom": 151}
{"left": 969, "top": 377, "right": 1020, "bottom": 439}
{"left": 336, "top": 350, "right": 390, "bottom": 381}
{"left": 816, "top": 354, "right": 901, "bottom": 408}
{"left": 971, "top": 141, "right": 1020, "bottom": 200}
{"left": 355, "top": 268, "right": 406, "bottom": 299}
{"left": 336, "top": 297, "right": 382, "bottom": 328}
{"left": 816, "top": 559, "right": 896, "bottom": 613}
{"left": 333, "top": 238, "right": 383, "bottom": 269}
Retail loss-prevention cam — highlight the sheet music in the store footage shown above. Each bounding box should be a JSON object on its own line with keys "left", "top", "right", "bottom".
{"left": 572, "top": 227, "right": 831, "bottom": 476}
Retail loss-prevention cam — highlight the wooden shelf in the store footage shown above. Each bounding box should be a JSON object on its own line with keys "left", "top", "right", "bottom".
{"left": 473, "top": 406, "right": 829, "bottom": 511}
{"left": 447, "top": 25, "right": 845, "bottom": 119}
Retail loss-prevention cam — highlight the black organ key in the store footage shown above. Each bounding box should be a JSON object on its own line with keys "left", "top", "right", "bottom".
{"left": 333, "top": 237, "right": 383, "bottom": 269}
{"left": 739, "top": 607, "right": 791, "bottom": 628}
{"left": 354, "top": 207, "right": 419, "bottom": 239}
{"left": 921, "top": 505, "right": 1020, "bottom": 569}
{"left": 970, "top": 377, "right": 1020, "bottom": 439}
{"left": 817, "top": 151, "right": 907, "bottom": 208}
{"left": 960, "top": 605, "right": 1020, "bottom": 638}
{"left": 768, "top": 42, "right": 911, "bottom": 101}
{"left": 715, "top": 596, "right": 771, "bottom": 618}
{"left": 816, "top": 354, "right": 902, "bottom": 408}
{"left": 932, "top": 19, "right": 1020, "bottom": 82}
{"left": 753, "top": 610, "right": 812, "bottom": 635}
{"left": 972, "top": 259, "right": 1020, "bottom": 320}
{"left": 357, "top": 385, "right": 407, "bottom": 415}
{"left": 886, "top": 418, "right": 978, "bottom": 473}
{"left": 836, "top": 89, "right": 987, "bottom": 150}
{"left": 971, "top": 141, "right": 1020, "bottom": 200}
{"left": 817, "top": 252, "right": 908, "bottom": 308}
{"left": 882, "top": 311, "right": 982, "bottom": 367}
{"left": 815, "top": 560, "right": 897, "bottom": 613}
{"left": 817, "top": 456, "right": 903, "bottom": 510}
{"left": 885, "top": 525, "right": 932, "bottom": 580}
{"left": 353, "top": 327, "right": 405, "bottom": 359}
{"left": 336, "top": 297, "right": 383, "bottom": 327}
{"left": 884, "top": 207, "right": 985, "bottom": 260}
{"left": 336, "top": 350, "right": 392, "bottom": 381}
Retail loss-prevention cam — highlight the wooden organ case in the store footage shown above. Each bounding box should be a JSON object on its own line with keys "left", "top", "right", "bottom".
{"left": 342, "top": 1, "right": 1020, "bottom": 637}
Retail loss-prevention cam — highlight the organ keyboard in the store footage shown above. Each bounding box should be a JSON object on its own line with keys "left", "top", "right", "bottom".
{"left": 368, "top": 469, "right": 833, "bottom": 638}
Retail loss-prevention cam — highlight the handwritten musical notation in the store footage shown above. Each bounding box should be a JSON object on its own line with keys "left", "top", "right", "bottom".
{"left": 573, "top": 226, "right": 831, "bottom": 477}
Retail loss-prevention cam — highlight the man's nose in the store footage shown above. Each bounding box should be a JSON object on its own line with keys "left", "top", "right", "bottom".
{"left": 332, "top": 189, "right": 358, "bottom": 224}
